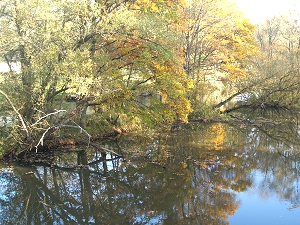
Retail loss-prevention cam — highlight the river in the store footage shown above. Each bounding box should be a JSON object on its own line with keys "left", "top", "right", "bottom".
{"left": 1, "top": 114, "right": 300, "bottom": 224}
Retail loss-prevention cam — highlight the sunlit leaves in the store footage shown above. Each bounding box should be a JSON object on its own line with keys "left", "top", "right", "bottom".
{"left": 247, "top": 13, "right": 300, "bottom": 106}
{"left": 178, "top": 0, "right": 259, "bottom": 114}
{"left": 58, "top": 50, "right": 96, "bottom": 94}
{"left": 0, "top": 0, "right": 265, "bottom": 155}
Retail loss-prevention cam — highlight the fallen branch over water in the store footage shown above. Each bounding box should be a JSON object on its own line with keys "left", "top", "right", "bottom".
{"left": 223, "top": 101, "right": 289, "bottom": 113}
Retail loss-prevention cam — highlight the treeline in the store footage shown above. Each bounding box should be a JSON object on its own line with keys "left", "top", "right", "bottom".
{"left": 0, "top": 0, "right": 298, "bottom": 159}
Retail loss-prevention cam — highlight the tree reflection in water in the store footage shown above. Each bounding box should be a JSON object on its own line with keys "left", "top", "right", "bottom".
{"left": 1, "top": 118, "right": 300, "bottom": 224}
{"left": 0, "top": 151, "right": 239, "bottom": 224}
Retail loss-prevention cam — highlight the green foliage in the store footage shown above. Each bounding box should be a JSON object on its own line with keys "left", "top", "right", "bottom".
{"left": 0, "top": 145, "right": 4, "bottom": 158}
{"left": 0, "top": 132, "right": 5, "bottom": 157}
{"left": 0, "top": 0, "right": 193, "bottom": 155}
{"left": 0, "top": 0, "right": 263, "bottom": 158}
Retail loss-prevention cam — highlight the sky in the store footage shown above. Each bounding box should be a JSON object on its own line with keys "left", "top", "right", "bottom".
{"left": 235, "top": 0, "right": 300, "bottom": 24}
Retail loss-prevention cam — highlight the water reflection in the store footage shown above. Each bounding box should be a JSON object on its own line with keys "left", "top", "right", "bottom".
{"left": 1, "top": 119, "right": 300, "bottom": 224}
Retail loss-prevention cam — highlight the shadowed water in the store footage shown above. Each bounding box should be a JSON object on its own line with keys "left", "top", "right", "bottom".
{"left": 1, "top": 114, "right": 300, "bottom": 224}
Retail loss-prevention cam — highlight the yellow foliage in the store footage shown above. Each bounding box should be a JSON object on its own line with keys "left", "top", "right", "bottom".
{"left": 181, "top": 0, "right": 259, "bottom": 81}
{"left": 179, "top": 0, "right": 188, "bottom": 8}
{"left": 207, "top": 124, "right": 226, "bottom": 150}
{"left": 135, "top": 0, "right": 159, "bottom": 12}
{"left": 150, "top": 2, "right": 158, "bottom": 12}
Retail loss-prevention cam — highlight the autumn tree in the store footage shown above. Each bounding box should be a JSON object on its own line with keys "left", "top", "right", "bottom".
{"left": 252, "top": 14, "right": 300, "bottom": 106}
{"left": 0, "top": 0, "right": 192, "bottom": 160}
{"left": 226, "top": 13, "right": 300, "bottom": 113}
{"left": 179, "top": 0, "right": 258, "bottom": 116}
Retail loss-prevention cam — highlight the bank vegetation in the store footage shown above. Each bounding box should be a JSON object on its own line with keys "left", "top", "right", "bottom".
{"left": 0, "top": 0, "right": 299, "bottom": 161}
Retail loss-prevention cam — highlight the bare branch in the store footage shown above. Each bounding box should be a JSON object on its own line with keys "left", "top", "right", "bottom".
{"left": 35, "top": 120, "right": 92, "bottom": 152}
{"left": 35, "top": 126, "right": 54, "bottom": 152}
{"left": 62, "top": 121, "right": 91, "bottom": 149}
{"left": 31, "top": 110, "right": 66, "bottom": 127}
{"left": 0, "top": 89, "right": 29, "bottom": 136}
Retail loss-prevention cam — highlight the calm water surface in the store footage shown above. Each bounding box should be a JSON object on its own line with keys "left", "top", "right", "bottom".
{"left": 1, "top": 118, "right": 300, "bottom": 224}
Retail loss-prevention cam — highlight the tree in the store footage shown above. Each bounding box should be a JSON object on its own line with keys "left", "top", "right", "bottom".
{"left": 225, "top": 13, "right": 300, "bottom": 113}
{"left": 0, "top": 0, "right": 192, "bottom": 160}
{"left": 179, "top": 0, "right": 258, "bottom": 116}
{"left": 253, "top": 14, "right": 300, "bottom": 105}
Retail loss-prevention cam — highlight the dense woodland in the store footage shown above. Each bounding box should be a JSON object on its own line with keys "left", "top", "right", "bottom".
{"left": 0, "top": 0, "right": 300, "bottom": 160}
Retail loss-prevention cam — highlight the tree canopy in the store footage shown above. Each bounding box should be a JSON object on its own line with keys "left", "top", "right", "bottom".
{"left": 222, "top": 12, "right": 300, "bottom": 113}
{"left": 0, "top": 0, "right": 270, "bottom": 160}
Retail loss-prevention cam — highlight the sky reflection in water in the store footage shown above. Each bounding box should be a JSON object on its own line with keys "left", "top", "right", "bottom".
{"left": 1, "top": 120, "right": 300, "bottom": 224}
{"left": 229, "top": 169, "right": 300, "bottom": 225}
